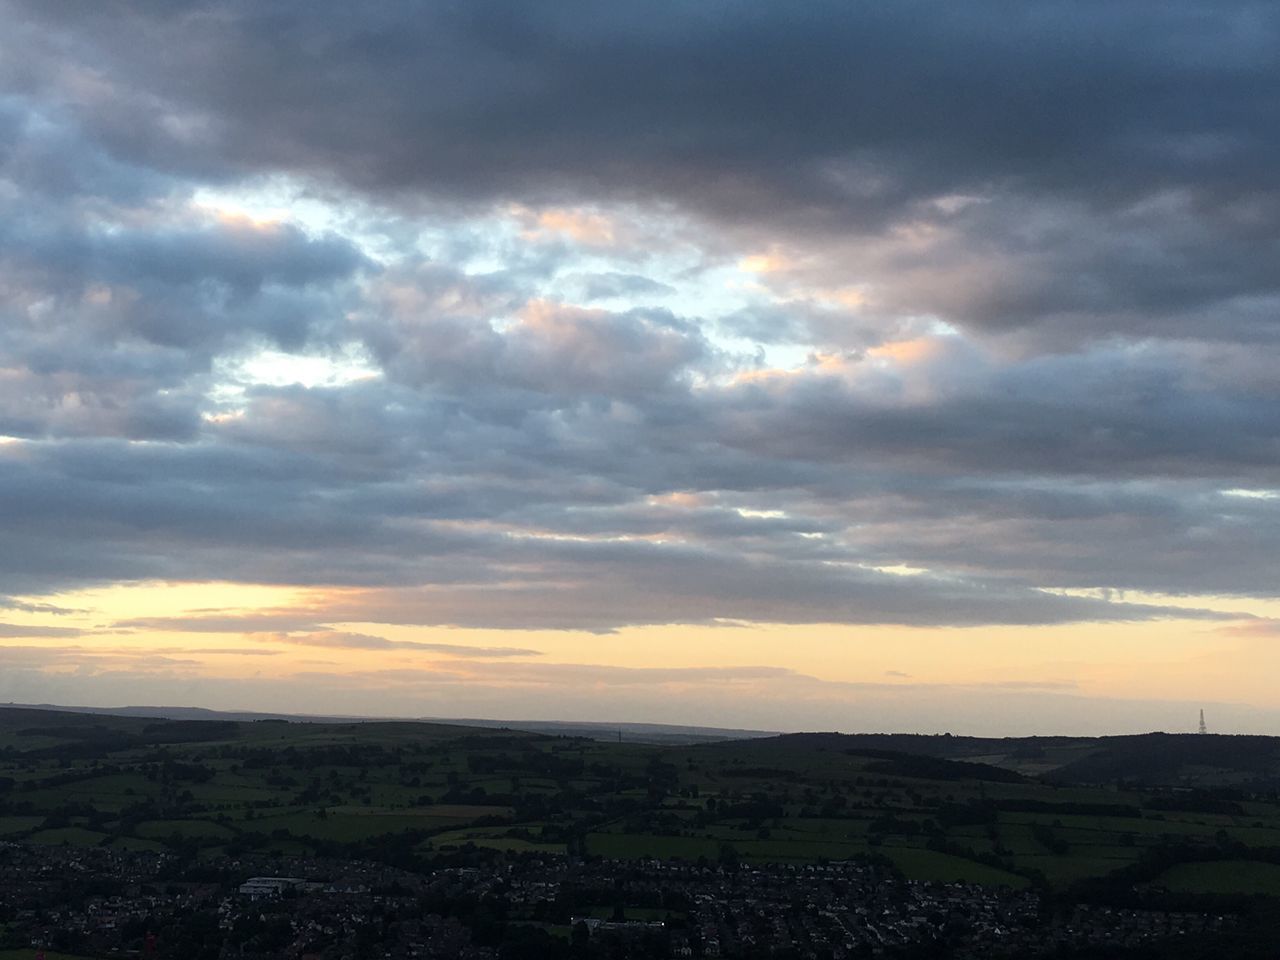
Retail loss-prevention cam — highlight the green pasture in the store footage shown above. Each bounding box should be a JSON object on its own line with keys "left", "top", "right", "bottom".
{"left": 1154, "top": 860, "right": 1280, "bottom": 896}
{"left": 16, "top": 773, "right": 157, "bottom": 813}
{"left": 1015, "top": 853, "right": 1140, "bottom": 884}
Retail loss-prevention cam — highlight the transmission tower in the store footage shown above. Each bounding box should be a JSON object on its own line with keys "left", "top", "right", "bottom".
{"left": 1198, "top": 709, "right": 1207, "bottom": 735}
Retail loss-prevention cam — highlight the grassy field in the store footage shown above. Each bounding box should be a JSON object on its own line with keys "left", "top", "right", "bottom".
{"left": 2, "top": 707, "right": 1280, "bottom": 897}
{"left": 1155, "top": 860, "right": 1280, "bottom": 896}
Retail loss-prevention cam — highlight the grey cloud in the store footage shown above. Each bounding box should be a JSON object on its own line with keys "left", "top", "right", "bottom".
{"left": 0, "top": 211, "right": 367, "bottom": 360}
{"left": 0, "top": 645, "right": 200, "bottom": 670}
{"left": 114, "top": 614, "right": 327, "bottom": 634}
{"left": 1, "top": 435, "right": 1250, "bottom": 630}
{"left": 0, "top": 366, "right": 205, "bottom": 441}
{"left": 0, "top": 597, "right": 83, "bottom": 615}
{"left": 264, "top": 631, "right": 541, "bottom": 658}
{"left": 356, "top": 660, "right": 1078, "bottom": 695}
{"left": 829, "top": 483, "right": 1280, "bottom": 598}
{"left": 1, "top": 342, "right": 1275, "bottom": 625}
{"left": 0, "top": 99, "right": 372, "bottom": 445}
{"left": 0, "top": 623, "right": 83, "bottom": 638}
{"left": 174, "top": 647, "right": 283, "bottom": 656}
{"left": 362, "top": 282, "right": 713, "bottom": 399}
{"left": 112, "top": 620, "right": 543, "bottom": 657}
{"left": 338, "top": 663, "right": 801, "bottom": 688}
{"left": 288, "top": 540, "right": 1239, "bottom": 633}
{"left": 709, "top": 342, "right": 1280, "bottom": 481}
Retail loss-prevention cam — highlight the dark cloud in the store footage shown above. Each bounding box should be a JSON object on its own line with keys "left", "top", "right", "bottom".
{"left": 9, "top": 2, "right": 1274, "bottom": 211}
{"left": 5, "top": 1, "right": 1278, "bottom": 343}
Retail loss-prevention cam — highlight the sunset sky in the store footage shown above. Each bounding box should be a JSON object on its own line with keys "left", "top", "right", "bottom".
{"left": 1, "top": 2, "right": 1279, "bottom": 734}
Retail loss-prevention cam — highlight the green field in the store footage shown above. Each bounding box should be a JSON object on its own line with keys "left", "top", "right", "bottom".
{"left": 1155, "top": 860, "right": 1280, "bottom": 896}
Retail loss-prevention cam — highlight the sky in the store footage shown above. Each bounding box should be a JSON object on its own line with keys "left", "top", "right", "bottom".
{"left": 1, "top": 1, "right": 1278, "bottom": 735}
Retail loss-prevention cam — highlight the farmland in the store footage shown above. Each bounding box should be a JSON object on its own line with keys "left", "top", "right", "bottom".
{"left": 2, "top": 705, "right": 1280, "bottom": 900}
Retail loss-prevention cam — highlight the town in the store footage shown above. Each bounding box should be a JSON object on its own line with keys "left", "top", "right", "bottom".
{"left": 0, "top": 842, "right": 1231, "bottom": 959}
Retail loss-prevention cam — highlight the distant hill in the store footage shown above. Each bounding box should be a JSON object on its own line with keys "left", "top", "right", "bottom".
{"left": 0, "top": 702, "right": 365, "bottom": 723}
{"left": 422, "top": 716, "right": 778, "bottom": 744}
{"left": 757, "top": 731, "right": 1280, "bottom": 787}
{"left": 7, "top": 703, "right": 1280, "bottom": 784}
{"left": 0, "top": 702, "right": 776, "bottom": 745}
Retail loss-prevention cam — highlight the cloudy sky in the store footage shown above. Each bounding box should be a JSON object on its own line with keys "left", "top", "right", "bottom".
{"left": 1, "top": 1, "right": 1278, "bottom": 734}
